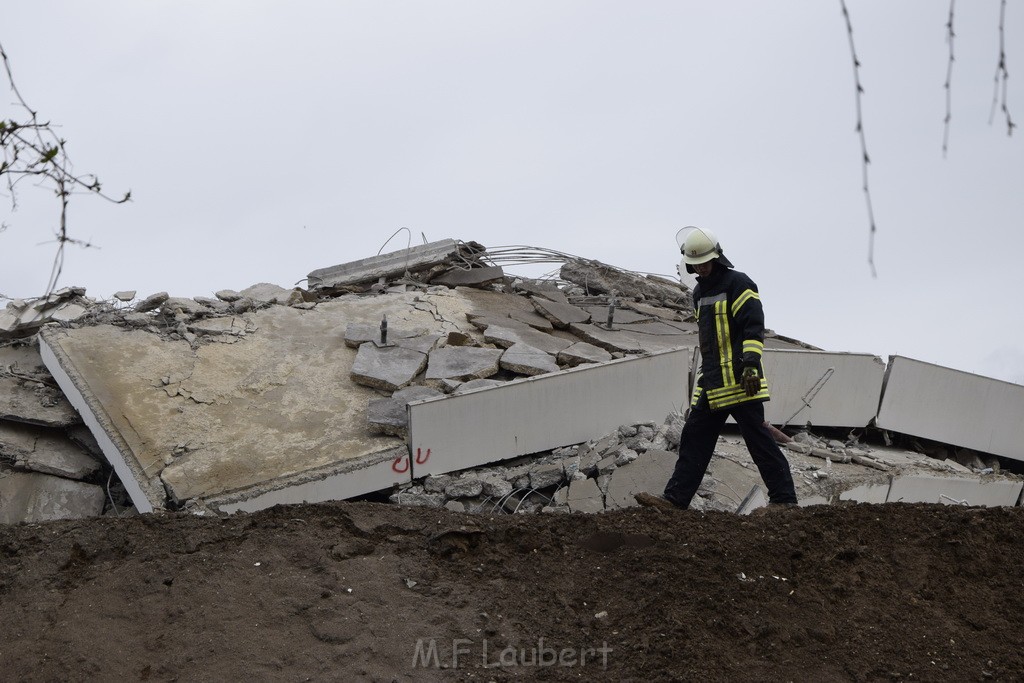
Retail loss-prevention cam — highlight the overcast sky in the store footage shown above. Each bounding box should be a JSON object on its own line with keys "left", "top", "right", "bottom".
{"left": 3, "top": 1, "right": 1022, "bottom": 383}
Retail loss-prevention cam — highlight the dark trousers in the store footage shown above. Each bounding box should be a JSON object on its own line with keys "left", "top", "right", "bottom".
{"left": 664, "top": 398, "right": 797, "bottom": 508}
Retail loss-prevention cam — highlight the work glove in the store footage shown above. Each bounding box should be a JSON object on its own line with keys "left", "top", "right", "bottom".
{"left": 741, "top": 366, "right": 761, "bottom": 397}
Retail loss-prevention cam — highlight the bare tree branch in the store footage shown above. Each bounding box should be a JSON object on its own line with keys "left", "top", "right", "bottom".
{"left": 989, "top": 0, "right": 1016, "bottom": 135}
{"left": 0, "top": 39, "right": 130, "bottom": 297}
{"left": 943, "top": 0, "right": 956, "bottom": 157}
{"left": 840, "top": 0, "right": 878, "bottom": 278}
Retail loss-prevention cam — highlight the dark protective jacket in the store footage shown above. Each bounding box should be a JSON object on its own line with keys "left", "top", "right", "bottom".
{"left": 690, "top": 263, "right": 770, "bottom": 410}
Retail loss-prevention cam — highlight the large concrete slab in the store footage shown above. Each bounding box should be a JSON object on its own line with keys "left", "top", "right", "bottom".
{"left": 886, "top": 474, "right": 1023, "bottom": 507}
{"left": 0, "top": 343, "right": 81, "bottom": 427}
{"left": 38, "top": 290, "right": 485, "bottom": 512}
{"left": 0, "top": 421, "right": 100, "bottom": 479}
{"left": 876, "top": 355, "right": 1024, "bottom": 462}
{"left": 0, "top": 471, "right": 105, "bottom": 523}
{"left": 307, "top": 239, "right": 462, "bottom": 290}
{"left": 408, "top": 348, "right": 692, "bottom": 478}
{"left": 759, "top": 349, "right": 886, "bottom": 428}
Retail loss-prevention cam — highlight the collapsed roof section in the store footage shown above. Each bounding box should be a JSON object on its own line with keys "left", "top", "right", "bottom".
{"left": 7, "top": 237, "right": 1023, "bottom": 521}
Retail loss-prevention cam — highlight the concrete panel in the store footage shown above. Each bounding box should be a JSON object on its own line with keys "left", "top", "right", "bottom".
{"left": 0, "top": 471, "right": 105, "bottom": 523}
{"left": 876, "top": 355, "right": 1024, "bottom": 462}
{"left": 307, "top": 239, "right": 460, "bottom": 289}
{"left": 887, "top": 474, "right": 1023, "bottom": 507}
{"left": 38, "top": 291, "right": 483, "bottom": 510}
{"left": 408, "top": 348, "right": 692, "bottom": 478}
{"left": 760, "top": 350, "right": 886, "bottom": 429}
{"left": 209, "top": 447, "right": 410, "bottom": 514}
{"left": 838, "top": 481, "right": 891, "bottom": 504}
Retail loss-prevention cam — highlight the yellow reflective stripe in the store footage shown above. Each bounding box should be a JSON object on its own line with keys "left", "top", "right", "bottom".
{"left": 715, "top": 300, "right": 735, "bottom": 385}
{"left": 731, "top": 289, "right": 759, "bottom": 317}
{"left": 742, "top": 340, "right": 763, "bottom": 356}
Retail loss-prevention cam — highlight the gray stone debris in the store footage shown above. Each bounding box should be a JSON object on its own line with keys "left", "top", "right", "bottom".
{"left": 528, "top": 462, "right": 564, "bottom": 489}
{"left": 367, "top": 385, "right": 444, "bottom": 436}
{"left": 113, "top": 291, "right": 137, "bottom": 302}
{"left": 0, "top": 471, "right": 106, "bottom": 524}
{"left": 431, "top": 265, "right": 505, "bottom": 288}
{"left": 531, "top": 298, "right": 591, "bottom": 329}
{"left": 557, "top": 341, "right": 613, "bottom": 367}
{"left": 1, "top": 343, "right": 81, "bottom": 427}
{"left": 425, "top": 347, "right": 502, "bottom": 383}
{"left": 499, "top": 343, "right": 560, "bottom": 376}
{"left": 351, "top": 343, "right": 427, "bottom": 392}
{"left": 135, "top": 292, "right": 170, "bottom": 313}
{"left": 445, "top": 477, "right": 484, "bottom": 499}
{"left": 482, "top": 323, "right": 573, "bottom": 355}
{"left": 453, "top": 378, "right": 506, "bottom": 394}
{"left": 1, "top": 422, "right": 101, "bottom": 480}
{"left": 566, "top": 477, "right": 604, "bottom": 513}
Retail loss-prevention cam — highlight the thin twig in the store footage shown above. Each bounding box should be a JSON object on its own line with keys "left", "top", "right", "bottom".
{"left": 989, "top": 0, "right": 1016, "bottom": 136}
{"left": 840, "top": 0, "right": 878, "bottom": 277}
{"left": 943, "top": 0, "right": 956, "bottom": 157}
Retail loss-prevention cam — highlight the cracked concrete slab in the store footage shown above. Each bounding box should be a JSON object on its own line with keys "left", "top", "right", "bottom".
{"left": 531, "top": 298, "right": 591, "bottom": 329}
{"left": 499, "top": 343, "right": 560, "bottom": 376}
{"left": 557, "top": 341, "right": 613, "bottom": 367}
{"left": 0, "top": 343, "right": 81, "bottom": 427}
{"left": 350, "top": 343, "right": 427, "bottom": 392}
{"left": 0, "top": 471, "right": 105, "bottom": 523}
{"left": 38, "top": 290, "right": 484, "bottom": 512}
{"left": 425, "top": 347, "right": 503, "bottom": 383}
{"left": 0, "top": 421, "right": 100, "bottom": 480}
{"left": 483, "top": 323, "right": 573, "bottom": 355}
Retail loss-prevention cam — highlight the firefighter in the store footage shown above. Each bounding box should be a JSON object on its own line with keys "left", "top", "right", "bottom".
{"left": 639, "top": 227, "right": 797, "bottom": 510}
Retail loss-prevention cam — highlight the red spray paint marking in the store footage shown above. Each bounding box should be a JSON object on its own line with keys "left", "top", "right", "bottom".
{"left": 415, "top": 448, "right": 431, "bottom": 465}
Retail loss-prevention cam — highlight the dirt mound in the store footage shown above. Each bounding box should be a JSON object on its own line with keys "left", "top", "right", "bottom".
{"left": 1, "top": 502, "right": 1022, "bottom": 681}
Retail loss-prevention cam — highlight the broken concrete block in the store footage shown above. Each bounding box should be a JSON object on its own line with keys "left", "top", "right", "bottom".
{"left": 238, "top": 283, "right": 296, "bottom": 306}
{"left": 423, "top": 474, "right": 452, "bottom": 493}
{"left": 531, "top": 298, "right": 591, "bottom": 329}
{"left": 483, "top": 324, "right": 572, "bottom": 355}
{"left": 367, "top": 386, "right": 444, "bottom": 436}
{"left": 557, "top": 341, "right": 613, "bottom": 367}
{"left": 0, "top": 471, "right": 106, "bottom": 523}
{"left": 159, "top": 297, "right": 212, "bottom": 318}
{"left": 425, "top": 347, "right": 502, "bottom": 383}
{"left": 0, "top": 345, "right": 81, "bottom": 428}
{"left": 560, "top": 259, "right": 692, "bottom": 308}
{"left": 394, "top": 335, "right": 444, "bottom": 355}
{"left": 49, "top": 303, "right": 89, "bottom": 324}
{"left": 567, "top": 477, "right": 604, "bottom": 513}
{"left": 432, "top": 266, "right": 505, "bottom": 288}
{"left": 215, "top": 289, "right": 243, "bottom": 302}
{"left": 453, "top": 379, "right": 506, "bottom": 394}
{"left": 114, "top": 290, "right": 137, "bottom": 302}
{"left": 445, "top": 477, "right": 484, "bottom": 499}
{"left": 603, "top": 449, "right": 677, "bottom": 510}
{"left": 388, "top": 489, "right": 446, "bottom": 507}
{"left": 133, "top": 292, "right": 167, "bottom": 313}
{"left": 529, "top": 462, "right": 564, "bottom": 490}
{"left": 351, "top": 343, "right": 427, "bottom": 392}
{"left": 500, "top": 343, "right": 560, "bottom": 376}
{"left": 514, "top": 280, "right": 570, "bottom": 305}
{"left": 308, "top": 239, "right": 466, "bottom": 290}
{"left": 481, "top": 476, "right": 512, "bottom": 500}
{"left": 1, "top": 422, "right": 100, "bottom": 480}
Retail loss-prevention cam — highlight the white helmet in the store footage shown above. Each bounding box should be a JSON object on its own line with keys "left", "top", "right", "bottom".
{"left": 675, "top": 226, "right": 733, "bottom": 270}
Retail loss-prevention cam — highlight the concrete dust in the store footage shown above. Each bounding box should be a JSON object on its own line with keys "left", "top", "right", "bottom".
{"left": 1, "top": 501, "right": 1022, "bottom": 681}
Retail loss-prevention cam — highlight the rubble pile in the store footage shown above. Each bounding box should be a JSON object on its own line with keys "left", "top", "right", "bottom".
{"left": 3, "top": 238, "right": 1023, "bottom": 523}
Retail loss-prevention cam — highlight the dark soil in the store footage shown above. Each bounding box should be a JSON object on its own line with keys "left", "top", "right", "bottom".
{"left": 1, "top": 501, "right": 1022, "bottom": 682}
